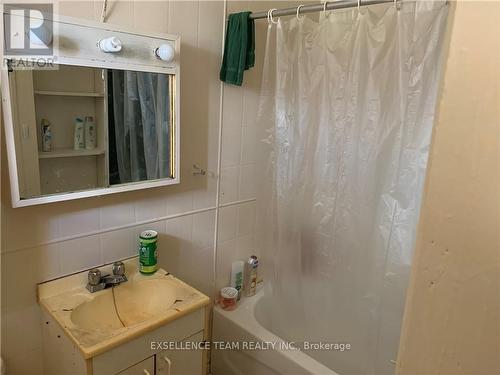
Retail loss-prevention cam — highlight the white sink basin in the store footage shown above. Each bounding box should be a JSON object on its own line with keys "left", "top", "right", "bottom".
{"left": 38, "top": 258, "right": 210, "bottom": 358}
{"left": 71, "top": 276, "right": 189, "bottom": 331}
{"left": 71, "top": 292, "right": 124, "bottom": 332}
{"left": 112, "top": 277, "right": 180, "bottom": 326}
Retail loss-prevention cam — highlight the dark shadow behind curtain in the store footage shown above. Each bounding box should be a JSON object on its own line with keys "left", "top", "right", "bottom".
{"left": 108, "top": 70, "right": 170, "bottom": 185}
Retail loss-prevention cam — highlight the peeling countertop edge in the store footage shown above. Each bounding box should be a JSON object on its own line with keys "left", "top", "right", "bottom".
{"left": 40, "top": 293, "right": 211, "bottom": 360}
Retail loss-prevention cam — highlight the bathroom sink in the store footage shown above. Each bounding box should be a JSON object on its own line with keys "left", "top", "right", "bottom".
{"left": 70, "top": 292, "right": 124, "bottom": 332}
{"left": 38, "top": 258, "right": 210, "bottom": 358}
{"left": 71, "top": 276, "right": 186, "bottom": 331}
{"left": 112, "top": 277, "right": 181, "bottom": 325}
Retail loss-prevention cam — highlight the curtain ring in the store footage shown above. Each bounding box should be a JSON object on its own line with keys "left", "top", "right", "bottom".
{"left": 296, "top": 5, "right": 305, "bottom": 21}
{"left": 323, "top": 1, "right": 331, "bottom": 17}
{"left": 394, "top": 0, "right": 401, "bottom": 10}
{"left": 357, "top": 0, "right": 361, "bottom": 11}
{"left": 268, "top": 8, "right": 279, "bottom": 24}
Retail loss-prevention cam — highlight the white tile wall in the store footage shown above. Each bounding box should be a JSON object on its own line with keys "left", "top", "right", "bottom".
{"left": 59, "top": 235, "right": 102, "bottom": 275}
{"left": 219, "top": 166, "right": 240, "bottom": 204}
{"left": 58, "top": 205, "right": 100, "bottom": 237}
{"left": 1, "top": 1, "right": 224, "bottom": 373}
{"left": 1, "top": 0, "right": 287, "bottom": 372}
{"left": 134, "top": 191, "right": 168, "bottom": 222}
{"left": 162, "top": 212, "right": 215, "bottom": 296}
{"left": 236, "top": 201, "right": 256, "bottom": 237}
{"left": 221, "top": 127, "right": 242, "bottom": 168}
{"left": 238, "top": 163, "right": 256, "bottom": 200}
{"left": 241, "top": 124, "right": 257, "bottom": 164}
{"left": 218, "top": 205, "right": 238, "bottom": 242}
{"left": 100, "top": 201, "right": 136, "bottom": 230}
{"left": 215, "top": 0, "right": 309, "bottom": 292}
{"left": 214, "top": 0, "right": 272, "bottom": 291}
{"left": 100, "top": 227, "right": 137, "bottom": 264}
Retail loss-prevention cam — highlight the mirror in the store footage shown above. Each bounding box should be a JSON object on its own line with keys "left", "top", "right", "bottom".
{"left": 5, "top": 62, "right": 176, "bottom": 201}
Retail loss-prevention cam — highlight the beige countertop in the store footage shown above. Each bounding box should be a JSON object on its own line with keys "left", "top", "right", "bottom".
{"left": 38, "top": 257, "right": 210, "bottom": 359}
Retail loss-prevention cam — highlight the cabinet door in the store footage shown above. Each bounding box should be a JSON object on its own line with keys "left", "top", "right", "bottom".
{"left": 156, "top": 332, "right": 204, "bottom": 375}
{"left": 117, "top": 356, "right": 155, "bottom": 375}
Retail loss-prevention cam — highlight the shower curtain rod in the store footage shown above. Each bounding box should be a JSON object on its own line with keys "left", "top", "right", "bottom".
{"left": 249, "top": 0, "right": 394, "bottom": 20}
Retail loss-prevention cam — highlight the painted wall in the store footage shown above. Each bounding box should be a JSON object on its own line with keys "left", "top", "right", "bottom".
{"left": 397, "top": 1, "right": 500, "bottom": 373}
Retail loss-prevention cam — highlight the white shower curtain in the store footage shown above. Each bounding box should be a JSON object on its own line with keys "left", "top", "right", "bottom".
{"left": 111, "top": 71, "right": 171, "bottom": 184}
{"left": 256, "top": 2, "right": 448, "bottom": 374}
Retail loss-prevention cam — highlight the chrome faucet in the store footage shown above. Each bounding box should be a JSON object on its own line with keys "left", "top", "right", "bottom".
{"left": 86, "top": 261, "right": 127, "bottom": 293}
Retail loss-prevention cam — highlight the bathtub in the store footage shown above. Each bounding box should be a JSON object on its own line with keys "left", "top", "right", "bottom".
{"left": 212, "top": 287, "right": 338, "bottom": 375}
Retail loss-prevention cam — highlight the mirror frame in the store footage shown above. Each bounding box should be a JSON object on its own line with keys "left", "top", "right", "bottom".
{"left": 1, "top": 13, "right": 181, "bottom": 207}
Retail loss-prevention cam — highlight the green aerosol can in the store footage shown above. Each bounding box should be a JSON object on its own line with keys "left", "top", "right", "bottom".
{"left": 139, "top": 230, "right": 158, "bottom": 274}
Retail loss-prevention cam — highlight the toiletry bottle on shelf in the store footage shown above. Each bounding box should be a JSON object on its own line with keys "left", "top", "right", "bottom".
{"left": 74, "top": 117, "right": 85, "bottom": 150}
{"left": 230, "top": 261, "right": 244, "bottom": 300}
{"left": 243, "top": 255, "right": 259, "bottom": 297}
{"left": 41, "top": 119, "right": 52, "bottom": 152}
{"left": 84, "top": 116, "right": 96, "bottom": 150}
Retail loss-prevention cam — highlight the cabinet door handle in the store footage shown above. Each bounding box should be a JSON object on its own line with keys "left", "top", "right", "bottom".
{"left": 163, "top": 355, "right": 172, "bottom": 375}
{"left": 143, "top": 370, "right": 151, "bottom": 375}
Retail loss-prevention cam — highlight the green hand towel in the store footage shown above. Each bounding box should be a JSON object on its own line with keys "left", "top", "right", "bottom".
{"left": 220, "top": 11, "right": 255, "bottom": 86}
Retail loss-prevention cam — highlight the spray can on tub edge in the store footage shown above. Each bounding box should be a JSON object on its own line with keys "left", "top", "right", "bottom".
{"left": 243, "top": 255, "right": 258, "bottom": 297}
{"left": 139, "top": 230, "right": 158, "bottom": 274}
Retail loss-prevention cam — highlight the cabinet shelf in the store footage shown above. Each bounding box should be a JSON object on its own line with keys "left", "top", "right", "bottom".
{"left": 39, "top": 148, "right": 105, "bottom": 159}
{"left": 34, "top": 90, "right": 105, "bottom": 97}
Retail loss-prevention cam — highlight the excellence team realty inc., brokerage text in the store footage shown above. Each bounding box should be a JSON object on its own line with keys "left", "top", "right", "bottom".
{"left": 151, "top": 341, "right": 352, "bottom": 352}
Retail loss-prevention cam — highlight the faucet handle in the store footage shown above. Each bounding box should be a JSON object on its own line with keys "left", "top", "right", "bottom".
{"left": 113, "top": 261, "right": 125, "bottom": 276}
{"left": 88, "top": 269, "right": 101, "bottom": 286}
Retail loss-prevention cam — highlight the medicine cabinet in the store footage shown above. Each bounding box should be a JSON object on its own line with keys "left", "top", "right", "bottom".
{"left": 2, "top": 13, "right": 180, "bottom": 207}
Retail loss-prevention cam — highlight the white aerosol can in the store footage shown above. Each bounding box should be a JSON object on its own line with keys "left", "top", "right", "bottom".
{"left": 243, "top": 255, "right": 259, "bottom": 297}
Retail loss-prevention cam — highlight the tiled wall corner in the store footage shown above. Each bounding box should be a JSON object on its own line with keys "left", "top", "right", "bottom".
{"left": 216, "top": 202, "right": 258, "bottom": 290}
{"left": 215, "top": 0, "right": 269, "bottom": 292}
{"left": 215, "top": 0, "right": 309, "bottom": 293}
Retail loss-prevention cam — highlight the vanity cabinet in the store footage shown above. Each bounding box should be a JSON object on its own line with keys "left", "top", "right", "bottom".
{"left": 156, "top": 332, "right": 204, "bottom": 375}
{"left": 114, "top": 332, "right": 204, "bottom": 375}
{"left": 39, "top": 259, "right": 211, "bottom": 375}
{"left": 42, "top": 307, "right": 209, "bottom": 375}
{"left": 117, "top": 356, "right": 155, "bottom": 375}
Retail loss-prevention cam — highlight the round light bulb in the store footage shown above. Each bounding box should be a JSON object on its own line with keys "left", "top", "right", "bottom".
{"left": 98, "top": 37, "right": 122, "bottom": 53}
{"left": 155, "top": 44, "right": 175, "bottom": 62}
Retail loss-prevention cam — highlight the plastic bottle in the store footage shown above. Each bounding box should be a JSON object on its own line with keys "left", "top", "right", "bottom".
{"left": 84, "top": 116, "right": 96, "bottom": 150}
{"left": 41, "top": 118, "right": 52, "bottom": 152}
{"left": 74, "top": 117, "right": 85, "bottom": 150}
{"left": 230, "top": 261, "right": 244, "bottom": 300}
